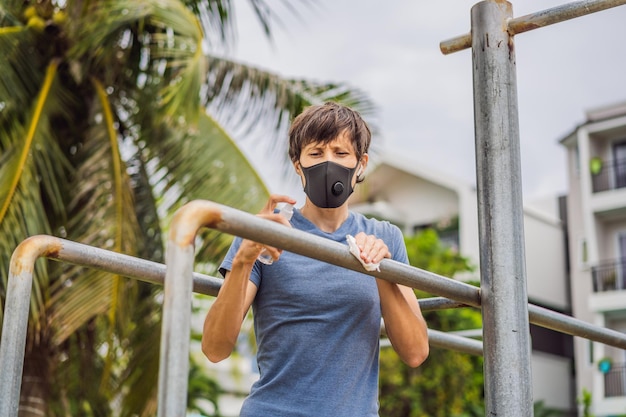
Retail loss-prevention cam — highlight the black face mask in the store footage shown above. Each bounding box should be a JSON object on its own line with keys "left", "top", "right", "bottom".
{"left": 300, "top": 161, "right": 358, "bottom": 208}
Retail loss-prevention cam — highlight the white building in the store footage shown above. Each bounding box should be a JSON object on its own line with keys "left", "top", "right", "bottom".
{"left": 348, "top": 150, "right": 575, "bottom": 415}
{"left": 560, "top": 101, "right": 626, "bottom": 417}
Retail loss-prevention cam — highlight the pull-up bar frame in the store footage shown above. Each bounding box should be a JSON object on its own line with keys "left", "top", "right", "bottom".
{"left": 442, "top": 0, "right": 626, "bottom": 416}
{"left": 0, "top": 232, "right": 480, "bottom": 416}
{"left": 440, "top": 0, "right": 626, "bottom": 54}
{"left": 2, "top": 1, "right": 626, "bottom": 416}
{"left": 2, "top": 200, "right": 626, "bottom": 415}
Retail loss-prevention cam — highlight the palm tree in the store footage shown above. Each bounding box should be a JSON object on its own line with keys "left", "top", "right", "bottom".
{"left": 0, "top": 0, "right": 374, "bottom": 415}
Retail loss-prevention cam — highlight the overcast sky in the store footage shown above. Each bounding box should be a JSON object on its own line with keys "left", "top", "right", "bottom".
{"left": 227, "top": 0, "right": 626, "bottom": 204}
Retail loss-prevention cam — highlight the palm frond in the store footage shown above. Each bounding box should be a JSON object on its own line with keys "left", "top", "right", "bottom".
{"left": 116, "top": 285, "right": 161, "bottom": 417}
{"left": 200, "top": 55, "right": 378, "bottom": 188}
{"left": 203, "top": 55, "right": 377, "bottom": 139}
{"left": 93, "top": 77, "right": 138, "bottom": 392}
{"left": 70, "top": 0, "right": 205, "bottom": 123}
{"left": 0, "top": 163, "right": 51, "bottom": 338}
{"left": 184, "top": 0, "right": 234, "bottom": 47}
{"left": 145, "top": 110, "right": 269, "bottom": 270}
{"left": 47, "top": 325, "right": 112, "bottom": 416}
{"left": 0, "top": 60, "right": 70, "bottom": 339}
{"left": 0, "top": 60, "right": 58, "bottom": 225}
{"left": 242, "top": 0, "right": 315, "bottom": 40}
{"left": 0, "top": 20, "right": 44, "bottom": 115}
{"left": 46, "top": 268, "right": 113, "bottom": 345}
{"left": 127, "top": 149, "right": 166, "bottom": 263}
{"left": 49, "top": 89, "right": 141, "bottom": 345}
{"left": 0, "top": 0, "right": 24, "bottom": 26}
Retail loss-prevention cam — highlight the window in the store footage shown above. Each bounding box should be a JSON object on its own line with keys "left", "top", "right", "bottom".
{"left": 613, "top": 141, "right": 626, "bottom": 189}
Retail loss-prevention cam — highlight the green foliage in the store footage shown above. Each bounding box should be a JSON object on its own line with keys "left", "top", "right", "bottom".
{"left": 404, "top": 228, "right": 475, "bottom": 280}
{"left": 0, "top": 0, "right": 376, "bottom": 415}
{"left": 533, "top": 400, "right": 565, "bottom": 417}
{"left": 188, "top": 356, "right": 222, "bottom": 417}
{"left": 579, "top": 388, "right": 594, "bottom": 417}
{"left": 455, "top": 400, "right": 564, "bottom": 417}
{"left": 379, "top": 228, "right": 483, "bottom": 417}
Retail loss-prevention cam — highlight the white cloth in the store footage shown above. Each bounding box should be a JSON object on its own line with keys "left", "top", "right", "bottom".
{"left": 346, "top": 234, "right": 380, "bottom": 272}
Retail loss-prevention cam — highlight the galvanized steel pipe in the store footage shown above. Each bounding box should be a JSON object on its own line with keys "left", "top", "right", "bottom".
{"left": 402, "top": 329, "right": 484, "bottom": 356}
{"left": 0, "top": 235, "right": 222, "bottom": 416}
{"left": 440, "top": 0, "right": 626, "bottom": 54}
{"left": 0, "top": 236, "right": 59, "bottom": 417}
{"left": 3, "top": 203, "right": 626, "bottom": 414}
{"left": 471, "top": 2, "right": 533, "bottom": 416}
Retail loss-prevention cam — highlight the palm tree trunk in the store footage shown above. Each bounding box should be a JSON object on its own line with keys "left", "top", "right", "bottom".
{"left": 19, "top": 349, "right": 49, "bottom": 417}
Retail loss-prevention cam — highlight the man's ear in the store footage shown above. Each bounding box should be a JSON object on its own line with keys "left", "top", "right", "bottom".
{"left": 358, "top": 154, "right": 369, "bottom": 176}
{"left": 294, "top": 161, "right": 302, "bottom": 175}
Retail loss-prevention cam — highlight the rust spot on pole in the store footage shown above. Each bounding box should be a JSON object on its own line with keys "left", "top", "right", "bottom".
{"left": 9, "top": 235, "right": 63, "bottom": 275}
{"left": 507, "top": 20, "right": 541, "bottom": 35}
{"left": 508, "top": 35, "right": 515, "bottom": 61}
{"left": 440, "top": 33, "right": 472, "bottom": 55}
{"left": 169, "top": 200, "right": 225, "bottom": 246}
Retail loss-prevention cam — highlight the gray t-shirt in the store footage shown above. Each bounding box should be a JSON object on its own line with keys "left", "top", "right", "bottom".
{"left": 219, "top": 208, "right": 408, "bottom": 417}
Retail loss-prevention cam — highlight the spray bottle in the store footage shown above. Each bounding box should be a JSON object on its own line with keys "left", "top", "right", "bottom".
{"left": 257, "top": 203, "right": 294, "bottom": 265}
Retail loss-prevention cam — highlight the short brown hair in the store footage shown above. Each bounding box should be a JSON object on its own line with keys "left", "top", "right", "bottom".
{"left": 288, "top": 102, "right": 371, "bottom": 163}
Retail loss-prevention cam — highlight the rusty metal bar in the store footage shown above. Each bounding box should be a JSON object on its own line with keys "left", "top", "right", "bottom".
{"left": 382, "top": 329, "right": 484, "bottom": 356}
{"left": 0, "top": 235, "right": 477, "bottom": 416}
{"left": 508, "top": 0, "right": 626, "bottom": 35}
{"left": 0, "top": 235, "right": 222, "bottom": 417}
{"left": 440, "top": 0, "right": 626, "bottom": 54}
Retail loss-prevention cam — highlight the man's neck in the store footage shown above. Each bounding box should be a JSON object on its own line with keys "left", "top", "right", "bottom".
{"left": 300, "top": 201, "right": 349, "bottom": 233}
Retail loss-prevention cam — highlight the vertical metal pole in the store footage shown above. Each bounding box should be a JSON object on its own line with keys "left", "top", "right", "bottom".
{"left": 156, "top": 240, "right": 193, "bottom": 417}
{"left": 0, "top": 268, "right": 34, "bottom": 417}
{"left": 0, "top": 236, "right": 61, "bottom": 417}
{"left": 157, "top": 203, "right": 208, "bottom": 417}
{"left": 471, "top": 1, "right": 533, "bottom": 416}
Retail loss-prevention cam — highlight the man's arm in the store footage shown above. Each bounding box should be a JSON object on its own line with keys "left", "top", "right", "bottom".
{"left": 202, "top": 194, "right": 295, "bottom": 362}
{"left": 202, "top": 247, "right": 258, "bottom": 363}
{"left": 353, "top": 232, "right": 429, "bottom": 367}
{"left": 377, "top": 281, "right": 429, "bottom": 367}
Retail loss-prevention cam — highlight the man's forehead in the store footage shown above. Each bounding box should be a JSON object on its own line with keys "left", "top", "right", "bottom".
{"left": 303, "top": 131, "right": 353, "bottom": 148}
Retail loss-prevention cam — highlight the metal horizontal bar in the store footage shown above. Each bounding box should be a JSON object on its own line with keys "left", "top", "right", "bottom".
{"left": 381, "top": 329, "right": 484, "bottom": 356}
{"left": 49, "top": 243, "right": 468, "bottom": 313}
{"left": 529, "top": 304, "right": 626, "bottom": 348}
{"left": 52, "top": 244, "right": 466, "bottom": 315}
{"left": 46, "top": 238, "right": 223, "bottom": 295}
{"left": 508, "top": 0, "right": 626, "bottom": 35}
{"left": 207, "top": 200, "right": 483, "bottom": 307}
{"left": 44, "top": 236, "right": 466, "bottom": 316}
{"left": 440, "top": 0, "right": 626, "bottom": 55}
{"left": 0, "top": 234, "right": 481, "bottom": 416}
{"left": 427, "top": 329, "right": 483, "bottom": 356}
{"left": 418, "top": 297, "right": 470, "bottom": 311}
{"left": 4, "top": 210, "right": 626, "bottom": 354}
{"left": 177, "top": 200, "right": 626, "bottom": 351}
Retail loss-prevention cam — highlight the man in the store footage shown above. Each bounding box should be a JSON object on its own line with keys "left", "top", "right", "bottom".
{"left": 202, "top": 102, "right": 428, "bottom": 416}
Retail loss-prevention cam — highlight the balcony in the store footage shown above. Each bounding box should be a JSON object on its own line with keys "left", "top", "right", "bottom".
{"left": 605, "top": 362, "right": 626, "bottom": 398}
{"left": 592, "top": 259, "right": 626, "bottom": 292}
{"left": 591, "top": 157, "right": 626, "bottom": 193}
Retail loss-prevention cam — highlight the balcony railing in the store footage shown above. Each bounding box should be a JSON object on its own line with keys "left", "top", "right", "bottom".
{"left": 592, "top": 259, "right": 626, "bottom": 292}
{"left": 591, "top": 157, "right": 626, "bottom": 193}
{"left": 605, "top": 362, "right": 626, "bottom": 397}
